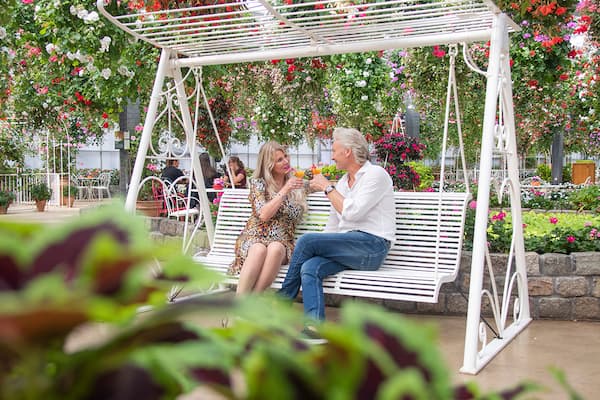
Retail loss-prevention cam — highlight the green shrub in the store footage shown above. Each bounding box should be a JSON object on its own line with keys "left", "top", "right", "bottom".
{"left": 30, "top": 182, "right": 52, "bottom": 201}
{"left": 408, "top": 161, "right": 434, "bottom": 190}
{"left": 535, "top": 164, "right": 551, "bottom": 181}
{"left": 568, "top": 185, "right": 600, "bottom": 212}
{"left": 0, "top": 189, "right": 16, "bottom": 207}
{"left": 62, "top": 185, "right": 78, "bottom": 197}
{"left": 562, "top": 164, "right": 571, "bottom": 183}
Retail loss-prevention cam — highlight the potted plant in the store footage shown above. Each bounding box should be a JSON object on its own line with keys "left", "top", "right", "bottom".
{"left": 30, "top": 182, "right": 52, "bottom": 212}
{"left": 0, "top": 189, "right": 16, "bottom": 214}
{"left": 62, "top": 185, "right": 78, "bottom": 207}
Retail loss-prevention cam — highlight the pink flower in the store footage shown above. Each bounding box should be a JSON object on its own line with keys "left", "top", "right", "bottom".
{"left": 492, "top": 211, "right": 506, "bottom": 221}
{"left": 468, "top": 200, "right": 477, "bottom": 209}
{"left": 549, "top": 217, "right": 558, "bottom": 224}
{"left": 22, "top": 0, "right": 34, "bottom": 4}
{"left": 566, "top": 236, "right": 575, "bottom": 243}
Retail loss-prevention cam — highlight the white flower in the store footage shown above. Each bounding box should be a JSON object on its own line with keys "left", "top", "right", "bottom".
{"left": 344, "top": 69, "right": 353, "bottom": 75}
{"left": 101, "top": 68, "right": 112, "bottom": 79}
{"left": 361, "top": 95, "right": 368, "bottom": 101}
{"left": 84, "top": 11, "right": 99, "bottom": 23}
{"left": 45, "top": 43, "right": 56, "bottom": 54}
{"left": 70, "top": 5, "right": 78, "bottom": 15}
{"left": 77, "top": 9, "right": 88, "bottom": 19}
{"left": 99, "top": 36, "right": 111, "bottom": 52}
{"left": 362, "top": 71, "right": 370, "bottom": 77}
{"left": 355, "top": 80, "right": 367, "bottom": 88}
{"left": 0, "top": 27, "right": 6, "bottom": 40}
{"left": 117, "top": 65, "right": 130, "bottom": 76}
{"left": 365, "top": 58, "right": 372, "bottom": 64}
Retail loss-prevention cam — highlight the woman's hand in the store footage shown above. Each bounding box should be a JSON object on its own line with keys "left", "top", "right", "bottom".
{"left": 281, "top": 177, "right": 304, "bottom": 196}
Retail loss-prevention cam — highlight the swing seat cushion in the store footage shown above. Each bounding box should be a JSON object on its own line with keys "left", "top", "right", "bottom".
{"left": 195, "top": 189, "right": 471, "bottom": 302}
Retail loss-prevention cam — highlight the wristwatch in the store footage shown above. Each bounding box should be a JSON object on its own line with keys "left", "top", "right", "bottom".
{"left": 324, "top": 184, "right": 336, "bottom": 196}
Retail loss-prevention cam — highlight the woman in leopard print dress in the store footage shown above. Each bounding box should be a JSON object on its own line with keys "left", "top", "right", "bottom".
{"left": 228, "top": 141, "right": 308, "bottom": 294}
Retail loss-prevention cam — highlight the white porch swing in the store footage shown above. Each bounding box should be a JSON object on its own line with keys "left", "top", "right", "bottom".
{"left": 98, "top": 0, "right": 530, "bottom": 374}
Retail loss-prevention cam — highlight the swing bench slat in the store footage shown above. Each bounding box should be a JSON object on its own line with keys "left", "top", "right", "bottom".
{"left": 195, "top": 188, "right": 471, "bottom": 303}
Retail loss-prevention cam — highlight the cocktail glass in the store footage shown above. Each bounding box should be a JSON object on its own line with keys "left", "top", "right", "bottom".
{"left": 294, "top": 170, "right": 305, "bottom": 179}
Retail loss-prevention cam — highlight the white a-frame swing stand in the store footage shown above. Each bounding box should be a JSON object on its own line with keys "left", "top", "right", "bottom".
{"left": 99, "top": 0, "right": 529, "bottom": 374}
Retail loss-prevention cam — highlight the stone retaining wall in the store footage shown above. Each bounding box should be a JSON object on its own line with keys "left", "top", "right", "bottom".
{"left": 145, "top": 217, "right": 209, "bottom": 252}
{"left": 340, "top": 251, "right": 600, "bottom": 321}
{"left": 148, "top": 218, "right": 600, "bottom": 321}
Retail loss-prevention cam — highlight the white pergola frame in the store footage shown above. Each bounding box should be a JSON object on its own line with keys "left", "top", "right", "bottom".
{"left": 98, "top": 0, "right": 530, "bottom": 374}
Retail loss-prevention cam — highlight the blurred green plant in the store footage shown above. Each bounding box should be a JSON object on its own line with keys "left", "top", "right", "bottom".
{"left": 0, "top": 203, "right": 548, "bottom": 399}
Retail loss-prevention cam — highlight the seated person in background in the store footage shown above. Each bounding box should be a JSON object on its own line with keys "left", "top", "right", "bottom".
{"left": 161, "top": 159, "right": 184, "bottom": 184}
{"left": 228, "top": 141, "right": 306, "bottom": 294}
{"left": 162, "top": 158, "right": 197, "bottom": 208}
{"left": 199, "top": 152, "right": 220, "bottom": 202}
{"left": 223, "top": 156, "right": 247, "bottom": 189}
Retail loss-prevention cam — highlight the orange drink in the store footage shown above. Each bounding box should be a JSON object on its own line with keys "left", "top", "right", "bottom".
{"left": 311, "top": 166, "right": 321, "bottom": 175}
{"left": 294, "top": 170, "right": 305, "bottom": 179}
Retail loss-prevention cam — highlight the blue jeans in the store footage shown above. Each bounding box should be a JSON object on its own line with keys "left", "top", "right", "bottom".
{"left": 278, "top": 231, "right": 391, "bottom": 321}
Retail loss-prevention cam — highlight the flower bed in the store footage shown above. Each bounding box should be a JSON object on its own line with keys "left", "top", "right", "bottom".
{"left": 464, "top": 204, "right": 600, "bottom": 254}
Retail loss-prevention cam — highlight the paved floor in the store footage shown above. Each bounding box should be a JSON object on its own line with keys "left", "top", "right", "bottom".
{"left": 4, "top": 203, "right": 599, "bottom": 399}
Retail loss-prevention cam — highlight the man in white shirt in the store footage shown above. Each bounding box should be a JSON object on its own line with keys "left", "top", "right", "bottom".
{"left": 279, "top": 127, "right": 395, "bottom": 326}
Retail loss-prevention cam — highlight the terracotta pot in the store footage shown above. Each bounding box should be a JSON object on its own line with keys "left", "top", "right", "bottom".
{"left": 136, "top": 200, "right": 162, "bottom": 217}
{"left": 0, "top": 205, "right": 7, "bottom": 214}
{"left": 62, "top": 196, "right": 75, "bottom": 208}
{"left": 35, "top": 200, "right": 47, "bottom": 212}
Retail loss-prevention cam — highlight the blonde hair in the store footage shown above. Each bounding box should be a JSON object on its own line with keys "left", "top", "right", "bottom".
{"left": 253, "top": 141, "right": 306, "bottom": 210}
{"left": 332, "top": 127, "right": 369, "bottom": 165}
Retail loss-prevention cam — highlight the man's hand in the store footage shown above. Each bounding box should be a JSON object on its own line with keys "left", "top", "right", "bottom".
{"left": 310, "top": 174, "right": 331, "bottom": 192}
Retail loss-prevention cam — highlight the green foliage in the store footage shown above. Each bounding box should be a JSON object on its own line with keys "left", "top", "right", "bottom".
{"left": 567, "top": 185, "right": 600, "bottom": 212}
{"left": 30, "top": 182, "right": 52, "bottom": 201}
{"left": 563, "top": 164, "right": 572, "bottom": 183}
{"left": 0, "top": 203, "right": 542, "bottom": 399}
{"left": 320, "top": 164, "right": 346, "bottom": 181}
{"left": 0, "top": 189, "right": 16, "bottom": 207}
{"left": 464, "top": 208, "right": 600, "bottom": 254}
{"left": 0, "top": 0, "right": 159, "bottom": 143}
{"left": 0, "top": 129, "right": 27, "bottom": 172}
{"left": 62, "top": 185, "right": 78, "bottom": 197}
{"left": 408, "top": 161, "right": 434, "bottom": 190}
{"left": 536, "top": 164, "right": 552, "bottom": 182}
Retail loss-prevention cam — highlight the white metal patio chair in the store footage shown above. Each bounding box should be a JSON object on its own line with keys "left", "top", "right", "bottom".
{"left": 92, "top": 172, "right": 112, "bottom": 199}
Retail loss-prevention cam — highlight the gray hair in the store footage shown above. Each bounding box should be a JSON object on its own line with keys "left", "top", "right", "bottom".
{"left": 332, "top": 127, "right": 369, "bottom": 165}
